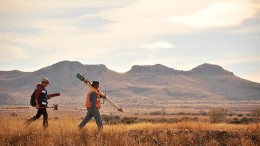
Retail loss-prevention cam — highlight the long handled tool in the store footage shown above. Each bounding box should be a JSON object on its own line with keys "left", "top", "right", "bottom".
{"left": 5, "top": 104, "right": 58, "bottom": 110}
{"left": 5, "top": 106, "right": 29, "bottom": 109}
{"left": 76, "top": 73, "right": 123, "bottom": 112}
{"left": 48, "top": 93, "right": 60, "bottom": 98}
{"left": 41, "top": 104, "right": 58, "bottom": 110}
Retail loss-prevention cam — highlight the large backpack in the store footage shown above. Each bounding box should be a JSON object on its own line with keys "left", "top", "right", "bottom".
{"left": 30, "top": 85, "right": 43, "bottom": 107}
{"left": 30, "top": 89, "right": 37, "bottom": 107}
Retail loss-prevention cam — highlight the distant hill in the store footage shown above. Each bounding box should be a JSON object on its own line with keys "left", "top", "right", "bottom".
{"left": 0, "top": 60, "right": 260, "bottom": 106}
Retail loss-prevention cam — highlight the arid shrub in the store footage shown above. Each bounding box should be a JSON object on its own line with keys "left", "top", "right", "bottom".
{"left": 240, "top": 117, "right": 251, "bottom": 124}
{"left": 102, "top": 114, "right": 120, "bottom": 123}
{"left": 230, "top": 117, "right": 240, "bottom": 124}
{"left": 208, "top": 107, "right": 227, "bottom": 123}
{"left": 150, "top": 111, "right": 162, "bottom": 115}
{"left": 233, "top": 118, "right": 238, "bottom": 121}
{"left": 176, "top": 112, "right": 188, "bottom": 115}
{"left": 198, "top": 110, "right": 208, "bottom": 116}
{"left": 121, "top": 117, "right": 138, "bottom": 124}
{"left": 252, "top": 108, "right": 260, "bottom": 118}
{"left": 228, "top": 112, "right": 234, "bottom": 116}
{"left": 9, "top": 112, "right": 18, "bottom": 117}
{"left": 237, "top": 113, "right": 244, "bottom": 117}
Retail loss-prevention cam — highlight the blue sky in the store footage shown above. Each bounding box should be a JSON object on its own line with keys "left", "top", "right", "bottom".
{"left": 0, "top": 0, "right": 260, "bottom": 83}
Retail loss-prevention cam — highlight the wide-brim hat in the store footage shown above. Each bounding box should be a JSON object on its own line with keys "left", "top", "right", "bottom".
{"left": 91, "top": 81, "right": 99, "bottom": 86}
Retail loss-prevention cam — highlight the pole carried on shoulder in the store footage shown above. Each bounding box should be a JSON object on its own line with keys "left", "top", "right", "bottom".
{"left": 76, "top": 73, "right": 123, "bottom": 112}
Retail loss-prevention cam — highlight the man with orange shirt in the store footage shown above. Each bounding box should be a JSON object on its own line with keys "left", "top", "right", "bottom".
{"left": 78, "top": 81, "right": 106, "bottom": 130}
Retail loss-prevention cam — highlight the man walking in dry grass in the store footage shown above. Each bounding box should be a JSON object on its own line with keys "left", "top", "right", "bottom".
{"left": 24, "top": 77, "right": 52, "bottom": 129}
{"left": 78, "top": 81, "right": 106, "bottom": 131}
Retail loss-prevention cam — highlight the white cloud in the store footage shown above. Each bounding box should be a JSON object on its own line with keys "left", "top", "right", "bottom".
{"left": 170, "top": 0, "right": 257, "bottom": 28}
{"left": 141, "top": 41, "right": 175, "bottom": 50}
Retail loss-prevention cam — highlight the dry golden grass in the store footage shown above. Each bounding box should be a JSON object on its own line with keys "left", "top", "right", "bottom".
{"left": 0, "top": 116, "right": 259, "bottom": 146}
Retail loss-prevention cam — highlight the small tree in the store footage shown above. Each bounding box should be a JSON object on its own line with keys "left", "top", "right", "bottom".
{"left": 209, "top": 107, "right": 227, "bottom": 123}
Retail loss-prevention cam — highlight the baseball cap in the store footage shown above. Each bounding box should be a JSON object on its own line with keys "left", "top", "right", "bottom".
{"left": 42, "top": 77, "right": 50, "bottom": 85}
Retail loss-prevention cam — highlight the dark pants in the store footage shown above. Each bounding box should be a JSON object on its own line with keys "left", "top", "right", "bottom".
{"left": 34, "top": 108, "right": 48, "bottom": 127}
{"left": 25, "top": 108, "right": 48, "bottom": 128}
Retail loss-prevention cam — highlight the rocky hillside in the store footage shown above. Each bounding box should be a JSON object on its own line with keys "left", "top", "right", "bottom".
{"left": 0, "top": 61, "right": 259, "bottom": 106}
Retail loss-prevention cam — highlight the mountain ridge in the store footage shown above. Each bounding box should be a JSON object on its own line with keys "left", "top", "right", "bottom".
{"left": 0, "top": 60, "right": 259, "bottom": 106}
{"left": 0, "top": 61, "right": 234, "bottom": 76}
{"left": 190, "top": 63, "right": 234, "bottom": 75}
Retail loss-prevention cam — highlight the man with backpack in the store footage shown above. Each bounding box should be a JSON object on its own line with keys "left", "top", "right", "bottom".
{"left": 24, "top": 77, "right": 52, "bottom": 129}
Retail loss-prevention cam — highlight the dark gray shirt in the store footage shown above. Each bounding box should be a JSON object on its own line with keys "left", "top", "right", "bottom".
{"left": 90, "top": 91, "right": 97, "bottom": 111}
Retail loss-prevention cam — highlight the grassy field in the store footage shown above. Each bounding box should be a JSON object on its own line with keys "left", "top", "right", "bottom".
{"left": 0, "top": 116, "right": 259, "bottom": 146}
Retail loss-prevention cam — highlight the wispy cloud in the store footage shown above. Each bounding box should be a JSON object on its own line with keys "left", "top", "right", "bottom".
{"left": 170, "top": 0, "right": 257, "bottom": 28}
